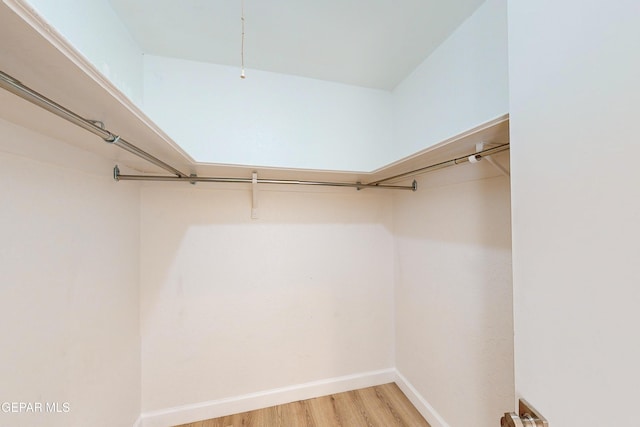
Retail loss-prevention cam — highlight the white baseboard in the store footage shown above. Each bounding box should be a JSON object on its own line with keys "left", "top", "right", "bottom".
{"left": 139, "top": 368, "right": 396, "bottom": 427}
{"left": 394, "top": 370, "right": 450, "bottom": 427}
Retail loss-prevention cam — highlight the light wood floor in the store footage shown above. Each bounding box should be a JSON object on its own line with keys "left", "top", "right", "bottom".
{"left": 175, "top": 383, "right": 429, "bottom": 427}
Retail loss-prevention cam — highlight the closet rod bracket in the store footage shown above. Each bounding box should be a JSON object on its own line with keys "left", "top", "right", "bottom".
{"left": 104, "top": 133, "right": 121, "bottom": 144}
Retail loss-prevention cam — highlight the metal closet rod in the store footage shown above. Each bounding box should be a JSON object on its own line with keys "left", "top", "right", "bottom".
{"left": 0, "top": 70, "right": 188, "bottom": 178}
{"left": 370, "top": 143, "right": 510, "bottom": 185}
{"left": 115, "top": 143, "right": 509, "bottom": 191}
{"left": 113, "top": 166, "right": 418, "bottom": 191}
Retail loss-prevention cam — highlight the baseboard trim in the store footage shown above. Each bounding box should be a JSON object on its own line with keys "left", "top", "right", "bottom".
{"left": 139, "top": 368, "right": 396, "bottom": 427}
{"left": 394, "top": 370, "right": 450, "bottom": 427}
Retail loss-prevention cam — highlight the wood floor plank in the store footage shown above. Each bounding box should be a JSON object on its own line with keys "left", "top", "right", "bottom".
{"left": 377, "top": 383, "right": 429, "bottom": 426}
{"left": 356, "top": 385, "right": 403, "bottom": 426}
{"left": 175, "top": 383, "right": 430, "bottom": 427}
{"left": 305, "top": 392, "right": 343, "bottom": 426}
{"left": 333, "top": 389, "right": 372, "bottom": 427}
{"left": 279, "top": 399, "right": 314, "bottom": 427}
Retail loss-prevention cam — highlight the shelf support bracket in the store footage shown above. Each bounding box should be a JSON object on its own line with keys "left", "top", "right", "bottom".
{"left": 477, "top": 142, "right": 510, "bottom": 177}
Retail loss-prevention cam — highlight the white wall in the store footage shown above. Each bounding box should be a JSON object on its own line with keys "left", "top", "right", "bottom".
{"left": 393, "top": 166, "right": 514, "bottom": 427}
{"left": 22, "top": 0, "right": 144, "bottom": 105}
{"left": 508, "top": 1, "right": 640, "bottom": 426}
{"left": 392, "top": 0, "right": 508, "bottom": 161}
{"left": 139, "top": 185, "right": 395, "bottom": 415}
{"left": 143, "top": 0, "right": 508, "bottom": 172}
{"left": 143, "top": 56, "right": 394, "bottom": 170}
{"left": 0, "top": 119, "right": 141, "bottom": 427}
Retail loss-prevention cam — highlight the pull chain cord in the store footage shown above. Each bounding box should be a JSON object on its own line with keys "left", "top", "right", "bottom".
{"left": 240, "top": 0, "right": 246, "bottom": 79}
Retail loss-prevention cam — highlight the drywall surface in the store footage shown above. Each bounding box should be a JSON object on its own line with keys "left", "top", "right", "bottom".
{"left": 0, "top": 118, "right": 141, "bottom": 427}
{"left": 392, "top": 0, "right": 508, "bottom": 161}
{"left": 393, "top": 169, "right": 514, "bottom": 427}
{"left": 509, "top": 1, "right": 640, "bottom": 426}
{"left": 139, "top": 185, "right": 395, "bottom": 412}
{"left": 23, "top": 0, "right": 144, "bottom": 105}
{"left": 142, "top": 56, "right": 394, "bottom": 170}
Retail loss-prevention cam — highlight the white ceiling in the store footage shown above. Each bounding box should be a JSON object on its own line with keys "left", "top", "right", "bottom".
{"left": 108, "top": 0, "right": 484, "bottom": 90}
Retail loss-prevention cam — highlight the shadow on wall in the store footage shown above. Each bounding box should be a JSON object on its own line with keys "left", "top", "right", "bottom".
{"left": 138, "top": 185, "right": 397, "bottom": 410}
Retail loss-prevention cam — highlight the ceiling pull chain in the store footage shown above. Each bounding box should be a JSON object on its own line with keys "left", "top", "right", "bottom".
{"left": 240, "top": 0, "right": 246, "bottom": 79}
